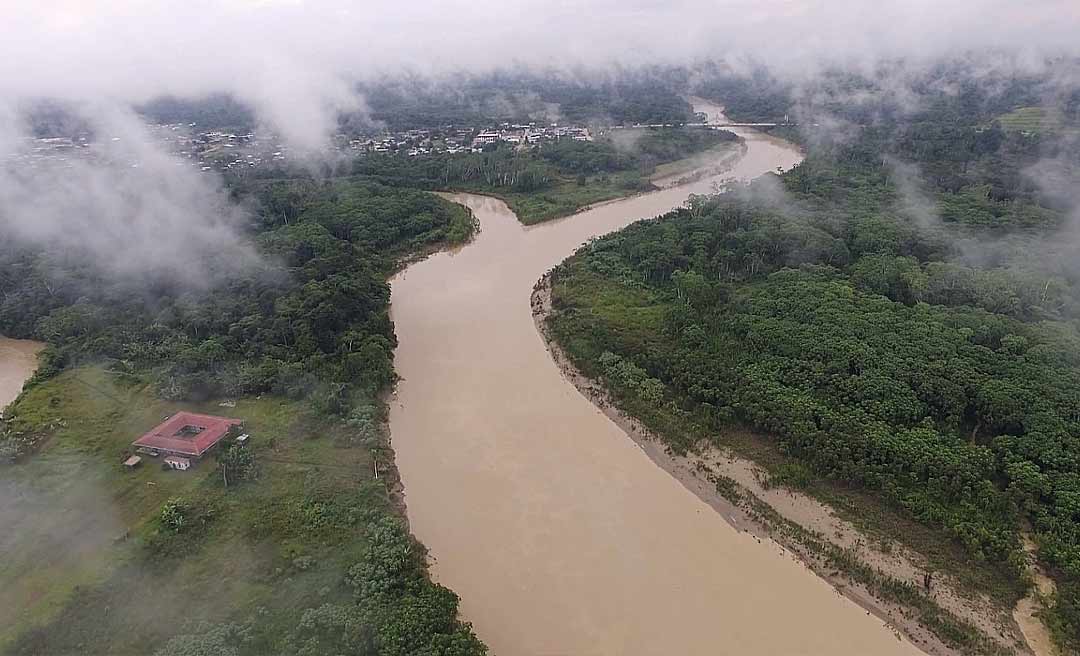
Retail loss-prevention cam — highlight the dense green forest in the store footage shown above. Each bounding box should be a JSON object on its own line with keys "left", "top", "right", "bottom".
{"left": 136, "top": 93, "right": 256, "bottom": 131}
{"left": 349, "top": 127, "right": 737, "bottom": 223}
{"left": 1, "top": 179, "right": 476, "bottom": 455}
{"left": 130, "top": 69, "right": 694, "bottom": 134}
{"left": 10, "top": 60, "right": 1080, "bottom": 653}
{"left": 0, "top": 180, "right": 485, "bottom": 655}
{"left": 2, "top": 97, "right": 730, "bottom": 656}
{"left": 549, "top": 72, "right": 1080, "bottom": 650}
{"left": 360, "top": 68, "right": 694, "bottom": 129}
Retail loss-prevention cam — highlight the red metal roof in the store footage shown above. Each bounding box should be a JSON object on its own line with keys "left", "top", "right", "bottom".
{"left": 132, "top": 411, "right": 242, "bottom": 457}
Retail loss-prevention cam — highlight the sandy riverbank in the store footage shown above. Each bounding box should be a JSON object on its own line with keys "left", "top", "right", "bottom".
{"left": 388, "top": 102, "right": 932, "bottom": 655}
{"left": 531, "top": 272, "right": 1041, "bottom": 656}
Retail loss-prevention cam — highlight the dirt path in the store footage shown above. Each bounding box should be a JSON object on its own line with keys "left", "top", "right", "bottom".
{"left": 1013, "top": 535, "right": 1059, "bottom": 656}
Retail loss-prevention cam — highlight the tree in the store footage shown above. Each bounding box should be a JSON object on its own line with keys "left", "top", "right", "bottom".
{"left": 217, "top": 442, "right": 257, "bottom": 488}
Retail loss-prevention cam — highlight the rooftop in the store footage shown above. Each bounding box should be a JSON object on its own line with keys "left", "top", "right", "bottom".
{"left": 132, "top": 411, "right": 242, "bottom": 457}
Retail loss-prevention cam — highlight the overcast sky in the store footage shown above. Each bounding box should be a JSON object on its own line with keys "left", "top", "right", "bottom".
{"left": 2, "top": 0, "right": 1079, "bottom": 286}
{"left": 3, "top": 1, "right": 1080, "bottom": 132}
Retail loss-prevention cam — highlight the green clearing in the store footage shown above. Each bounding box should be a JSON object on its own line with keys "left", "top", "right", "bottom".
{"left": 997, "top": 106, "right": 1055, "bottom": 133}
{"left": 0, "top": 179, "right": 484, "bottom": 655}
{"left": 349, "top": 127, "right": 740, "bottom": 225}
{"left": 995, "top": 106, "right": 1080, "bottom": 137}
{"left": 498, "top": 170, "right": 652, "bottom": 225}
{"left": 500, "top": 137, "right": 744, "bottom": 225}
{"left": 1, "top": 365, "right": 395, "bottom": 654}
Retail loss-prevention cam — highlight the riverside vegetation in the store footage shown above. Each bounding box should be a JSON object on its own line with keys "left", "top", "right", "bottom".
{"left": 547, "top": 71, "right": 1080, "bottom": 653}
{"left": 0, "top": 180, "right": 485, "bottom": 655}
{"left": 0, "top": 104, "right": 734, "bottom": 655}
{"left": 349, "top": 127, "right": 738, "bottom": 224}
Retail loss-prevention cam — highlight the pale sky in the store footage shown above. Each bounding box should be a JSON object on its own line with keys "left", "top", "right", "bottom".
{"left": 2, "top": 1, "right": 1079, "bottom": 153}
{"left": 1, "top": 0, "right": 1078, "bottom": 294}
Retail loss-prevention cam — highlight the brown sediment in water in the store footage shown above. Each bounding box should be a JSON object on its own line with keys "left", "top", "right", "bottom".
{"left": 388, "top": 101, "right": 934, "bottom": 655}
{"left": 532, "top": 275, "right": 1036, "bottom": 656}
{"left": 0, "top": 337, "right": 44, "bottom": 411}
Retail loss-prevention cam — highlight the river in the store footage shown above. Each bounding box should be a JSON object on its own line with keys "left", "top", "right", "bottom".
{"left": 0, "top": 337, "right": 43, "bottom": 412}
{"left": 389, "top": 102, "right": 924, "bottom": 655}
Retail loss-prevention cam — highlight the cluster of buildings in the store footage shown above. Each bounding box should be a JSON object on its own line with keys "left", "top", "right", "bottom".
{"left": 5, "top": 119, "right": 597, "bottom": 174}
{"left": 1, "top": 127, "right": 291, "bottom": 174}
{"left": 146, "top": 123, "right": 289, "bottom": 172}
{"left": 472, "top": 123, "right": 592, "bottom": 148}
{"left": 2, "top": 135, "right": 91, "bottom": 169}
{"left": 345, "top": 122, "right": 594, "bottom": 157}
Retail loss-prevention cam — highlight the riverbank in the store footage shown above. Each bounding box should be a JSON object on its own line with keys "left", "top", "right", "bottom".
{"left": 649, "top": 139, "right": 748, "bottom": 188}
{"left": 476, "top": 137, "right": 746, "bottom": 225}
{"left": 388, "top": 192, "right": 936, "bottom": 655}
{"left": 0, "top": 182, "right": 487, "bottom": 654}
{"left": 532, "top": 272, "right": 1038, "bottom": 656}
{"left": 0, "top": 337, "right": 44, "bottom": 413}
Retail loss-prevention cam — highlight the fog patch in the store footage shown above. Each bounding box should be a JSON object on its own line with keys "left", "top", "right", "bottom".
{"left": 0, "top": 452, "right": 125, "bottom": 634}
{"left": 0, "top": 103, "right": 261, "bottom": 290}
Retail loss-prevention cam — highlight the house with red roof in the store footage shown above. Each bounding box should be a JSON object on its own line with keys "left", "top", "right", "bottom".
{"left": 132, "top": 411, "right": 242, "bottom": 461}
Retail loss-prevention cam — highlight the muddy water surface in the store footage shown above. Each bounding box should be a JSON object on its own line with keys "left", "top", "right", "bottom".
{"left": 0, "top": 337, "right": 43, "bottom": 411}
{"left": 390, "top": 105, "right": 924, "bottom": 655}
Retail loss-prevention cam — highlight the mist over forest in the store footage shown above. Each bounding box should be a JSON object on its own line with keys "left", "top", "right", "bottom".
{"left": 5, "top": 2, "right": 1080, "bottom": 656}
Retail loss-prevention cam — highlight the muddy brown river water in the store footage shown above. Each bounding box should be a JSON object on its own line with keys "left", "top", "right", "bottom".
{"left": 389, "top": 103, "right": 925, "bottom": 655}
{"left": 0, "top": 337, "right": 43, "bottom": 412}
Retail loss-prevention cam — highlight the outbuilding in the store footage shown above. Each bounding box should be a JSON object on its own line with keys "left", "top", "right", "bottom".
{"left": 163, "top": 455, "right": 191, "bottom": 471}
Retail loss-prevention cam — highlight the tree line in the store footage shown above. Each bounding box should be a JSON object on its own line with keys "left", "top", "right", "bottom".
{"left": 548, "top": 71, "right": 1080, "bottom": 649}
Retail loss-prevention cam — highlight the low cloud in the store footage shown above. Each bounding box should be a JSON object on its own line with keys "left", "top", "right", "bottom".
{"left": 4, "top": 2, "right": 1080, "bottom": 147}
{"left": 0, "top": 1, "right": 1078, "bottom": 292}
{"left": 0, "top": 104, "right": 260, "bottom": 289}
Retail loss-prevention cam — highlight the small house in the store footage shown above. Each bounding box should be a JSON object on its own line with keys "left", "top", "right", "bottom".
{"left": 163, "top": 455, "right": 191, "bottom": 471}
{"left": 123, "top": 455, "right": 142, "bottom": 469}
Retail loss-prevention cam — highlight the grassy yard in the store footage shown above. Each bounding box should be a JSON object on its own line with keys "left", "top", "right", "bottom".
{"left": 1, "top": 366, "right": 389, "bottom": 654}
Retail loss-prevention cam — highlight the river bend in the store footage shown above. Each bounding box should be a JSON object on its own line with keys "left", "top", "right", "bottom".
{"left": 389, "top": 103, "right": 923, "bottom": 655}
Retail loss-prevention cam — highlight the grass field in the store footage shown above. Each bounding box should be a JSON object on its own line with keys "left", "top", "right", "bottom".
{"left": 1, "top": 366, "right": 391, "bottom": 654}
{"left": 499, "top": 170, "right": 653, "bottom": 224}
{"left": 491, "top": 138, "right": 743, "bottom": 225}
{"left": 997, "top": 106, "right": 1064, "bottom": 134}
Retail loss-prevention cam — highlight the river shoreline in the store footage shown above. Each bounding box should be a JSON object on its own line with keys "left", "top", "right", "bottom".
{"left": 389, "top": 101, "right": 934, "bottom": 655}
{"left": 531, "top": 272, "right": 1039, "bottom": 656}
{"left": 0, "top": 337, "right": 44, "bottom": 415}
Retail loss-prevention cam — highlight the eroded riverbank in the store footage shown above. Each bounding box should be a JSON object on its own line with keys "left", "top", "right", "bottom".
{"left": 387, "top": 103, "right": 937, "bottom": 655}
{"left": 533, "top": 274, "right": 1036, "bottom": 656}
{"left": 0, "top": 337, "right": 43, "bottom": 412}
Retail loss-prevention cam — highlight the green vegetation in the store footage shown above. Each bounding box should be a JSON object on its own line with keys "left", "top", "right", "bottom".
{"left": 547, "top": 80, "right": 1080, "bottom": 651}
{"left": 1, "top": 368, "right": 482, "bottom": 655}
{"left": 350, "top": 127, "right": 738, "bottom": 224}
{"left": 997, "top": 106, "right": 1058, "bottom": 134}
{"left": 362, "top": 69, "right": 696, "bottom": 130}
{"left": 0, "top": 179, "right": 475, "bottom": 453}
{"left": 0, "top": 179, "right": 484, "bottom": 654}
